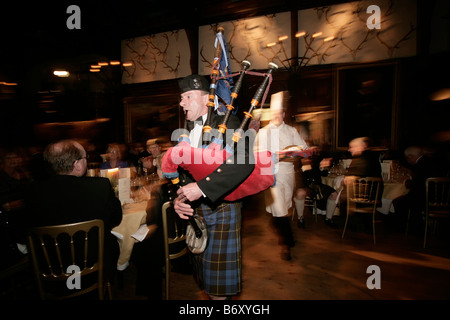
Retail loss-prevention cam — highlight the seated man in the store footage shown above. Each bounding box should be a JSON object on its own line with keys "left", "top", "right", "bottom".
{"left": 293, "top": 155, "right": 336, "bottom": 229}
{"left": 141, "top": 138, "right": 167, "bottom": 180}
{"left": 391, "top": 145, "right": 441, "bottom": 232}
{"left": 24, "top": 139, "right": 122, "bottom": 288}
{"left": 322, "top": 137, "right": 383, "bottom": 228}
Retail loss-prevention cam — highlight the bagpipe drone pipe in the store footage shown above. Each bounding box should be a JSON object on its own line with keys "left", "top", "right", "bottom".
{"left": 162, "top": 60, "right": 279, "bottom": 202}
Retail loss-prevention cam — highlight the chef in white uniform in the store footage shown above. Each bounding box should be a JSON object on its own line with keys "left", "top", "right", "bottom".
{"left": 254, "top": 91, "right": 308, "bottom": 260}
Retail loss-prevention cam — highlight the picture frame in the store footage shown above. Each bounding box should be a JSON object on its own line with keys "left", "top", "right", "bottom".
{"left": 123, "top": 99, "right": 181, "bottom": 144}
{"left": 334, "top": 61, "right": 399, "bottom": 150}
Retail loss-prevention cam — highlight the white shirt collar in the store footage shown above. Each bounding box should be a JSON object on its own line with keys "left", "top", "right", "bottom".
{"left": 268, "top": 121, "right": 285, "bottom": 129}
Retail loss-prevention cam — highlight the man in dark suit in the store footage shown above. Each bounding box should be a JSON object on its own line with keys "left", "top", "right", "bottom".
{"left": 322, "top": 137, "right": 383, "bottom": 227}
{"left": 392, "top": 145, "right": 441, "bottom": 232}
{"left": 173, "top": 74, "right": 255, "bottom": 300}
{"left": 25, "top": 139, "right": 122, "bottom": 284}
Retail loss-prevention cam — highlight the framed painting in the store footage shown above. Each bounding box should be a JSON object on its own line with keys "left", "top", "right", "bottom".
{"left": 334, "top": 61, "right": 398, "bottom": 150}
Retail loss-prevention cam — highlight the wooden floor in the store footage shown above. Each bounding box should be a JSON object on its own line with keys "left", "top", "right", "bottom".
{"left": 113, "top": 192, "right": 450, "bottom": 301}
{"left": 3, "top": 192, "right": 450, "bottom": 303}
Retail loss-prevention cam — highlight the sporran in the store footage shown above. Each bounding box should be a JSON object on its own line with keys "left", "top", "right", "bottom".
{"left": 186, "top": 214, "right": 208, "bottom": 254}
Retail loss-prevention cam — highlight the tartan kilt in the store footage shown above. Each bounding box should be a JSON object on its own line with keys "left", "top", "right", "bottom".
{"left": 194, "top": 201, "right": 242, "bottom": 296}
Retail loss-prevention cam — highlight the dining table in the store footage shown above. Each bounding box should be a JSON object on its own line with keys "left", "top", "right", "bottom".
{"left": 111, "top": 200, "right": 148, "bottom": 270}
{"left": 377, "top": 181, "right": 409, "bottom": 214}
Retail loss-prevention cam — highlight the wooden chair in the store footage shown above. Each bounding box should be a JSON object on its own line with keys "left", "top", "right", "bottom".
{"left": 293, "top": 195, "right": 318, "bottom": 223}
{"left": 423, "top": 177, "right": 450, "bottom": 248}
{"left": 342, "top": 177, "right": 382, "bottom": 244}
{"left": 27, "top": 219, "right": 111, "bottom": 300}
{"left": 305, "top": 195, "right": 319, "bottom": 223}
{"left": 161, "top": 201, "right": 188, "bottom": 300}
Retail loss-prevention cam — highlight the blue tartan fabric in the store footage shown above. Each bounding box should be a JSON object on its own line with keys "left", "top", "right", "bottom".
{"left": 195, "top": 201, "right": 242, "bottom": 296}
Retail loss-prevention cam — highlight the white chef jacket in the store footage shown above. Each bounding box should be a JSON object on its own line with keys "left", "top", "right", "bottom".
{"left": 254, "top": 121, "right": 308, "bottom": 217}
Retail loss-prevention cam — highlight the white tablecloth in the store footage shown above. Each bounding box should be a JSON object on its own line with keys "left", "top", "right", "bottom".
{"left": 378, "top": 182, "right": 409, "bottom": 215}
{"left": 321, "top": 176, "right": 409, "bottom": 215}
{"left": 112, "top": 201, "right": 148, "bottom": 270}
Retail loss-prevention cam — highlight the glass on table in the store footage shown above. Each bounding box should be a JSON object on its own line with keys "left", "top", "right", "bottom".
{"left": 130, "top": 176, "right": 142, "bottom": 200}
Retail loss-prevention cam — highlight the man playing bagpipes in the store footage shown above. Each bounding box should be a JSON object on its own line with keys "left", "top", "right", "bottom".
{"left": 172, "top": 73, "right": 255, "bottom": 300}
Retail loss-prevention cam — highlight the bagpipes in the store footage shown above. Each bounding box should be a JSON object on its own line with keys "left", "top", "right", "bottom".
{"left": 161, "top": 27, "right": 316, "bottom": 247}
{"left": 162, "top": 60, "right": 279, "bottom": 202}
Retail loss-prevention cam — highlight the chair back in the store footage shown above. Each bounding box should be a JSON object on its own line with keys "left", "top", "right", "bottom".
{"left": 27, "top": 219, "right": 105, "bottom": 300}
{"left": 344, "top": 177, "right": 382, "bottom": 244}
{"left": 423, "top": 177, "right": 450, "bottom": 248}
{"left": 161, "top": 201, "right": 188, "bottom": 299}
{"left": 347, "top": 177, "right": 382, "bottom": 211}
{"left": 304, "top": 196, "right": 318, "bottom": 223}
{"left": 426, "top": 177, "right": 450, "bottom": 217}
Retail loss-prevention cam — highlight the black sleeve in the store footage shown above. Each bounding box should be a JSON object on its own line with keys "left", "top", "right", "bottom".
{"left": 197, "top": 114, "right": 255, "bottom": 203}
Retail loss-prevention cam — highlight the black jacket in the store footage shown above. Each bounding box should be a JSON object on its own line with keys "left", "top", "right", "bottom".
{"left": 346, "top": 150, "right": 382, "bottom": 178}
{"left": 25, "top": 175, "right": 122, "bottom": 230}
{"left": 24, "top": 175, "right": 123, "bottom": 280}
{"left": 182, "top": 112, "right": 255, "bottom": 204}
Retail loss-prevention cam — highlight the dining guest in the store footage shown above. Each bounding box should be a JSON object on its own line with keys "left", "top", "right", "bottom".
{"left": 0, "top": 148, "right": 32, "bottom": 269}
{"left": 254, "top": 91, "right": 309, "bottom": 260}
{"left": 298, "top": 151, "right": 337, "bottom": 226}
{"left": 391, "top": 145, "right": 441, "bottom": 232}
{"left": 24, "top": 139, "right": 122, "bottom": 284}
{"left": 141, "top": 138, "right": 166, "bottom": 180}
{"left": 100, "top": 143, "right": 129, "bottom": 169}
{"left": 322, "top": 137, "right": 383, "bottom": 228}
{"left": 127, "top": 142, "right": 146, "bottom": 168}
{"left": 0, "top": 148, "right": 31, "bottom": 211}
{"left": 172, "top": 74, "right": 254, "bottom": 300}
{"left": 130, "top": 183, "right": 166, "bottom": 300}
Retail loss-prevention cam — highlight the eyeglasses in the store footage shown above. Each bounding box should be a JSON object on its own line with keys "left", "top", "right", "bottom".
{"left": 73, "top": 155, "right": 88, "bottom": 164}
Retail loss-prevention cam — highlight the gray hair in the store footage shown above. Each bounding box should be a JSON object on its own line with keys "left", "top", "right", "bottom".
{"left": 404, "top": 145, "right": 423, "bottom": 158}
{"left": 44, "top": 140, "right": 84, "bottom": 174}
{"left": 350, "top": 137, "right": 371, "bottom": 148}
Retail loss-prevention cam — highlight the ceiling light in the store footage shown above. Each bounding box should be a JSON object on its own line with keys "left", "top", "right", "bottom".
{"left": 266, "top": 42, "right": 277, "bottom": 48}
{"left": 278, "top": 35, "right": 288, "bottom": 42}
{"left": 295, "top": 31, "right": 306, "bottom": 38}
{"left": 122, "top": 62, "right": 133, "bottom": 67}
{"left": 110, "top": 61, "right": 121, "bottom": 65}
{"left": 53, "top": 70, "right": 70, "bottom": 77}
{"left": 312, "top": 32, "right": 323, "bottom": 38}
{"left": 98, "top": 62, "right": 109, "bottom": 66}
{"left": 430, "top": 88, "right": 450, "bottom": 101}
{"left": 90, "top": 68, "right": 101, "bottom": 72}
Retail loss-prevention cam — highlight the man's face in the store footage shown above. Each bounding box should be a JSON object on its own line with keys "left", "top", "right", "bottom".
{"left": 270, "top": 110, "right": 285, "bottom": 126}
{"left": 3, "top": 153, "right": 22, "bottom": 170}
{"left": 148, "top": 144, "right": 161, "bottom": 156}
{"left": 348, "top": 141, "right": 365, "bottom": 157}
{"left": 73, "top": 142, "right": 88, "bottom": 176}
{"left": 405, "top": 152, "right": 419, "bottom": 165}
{"left": 180, "top": 90, "right": 208, "bottom": 121}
